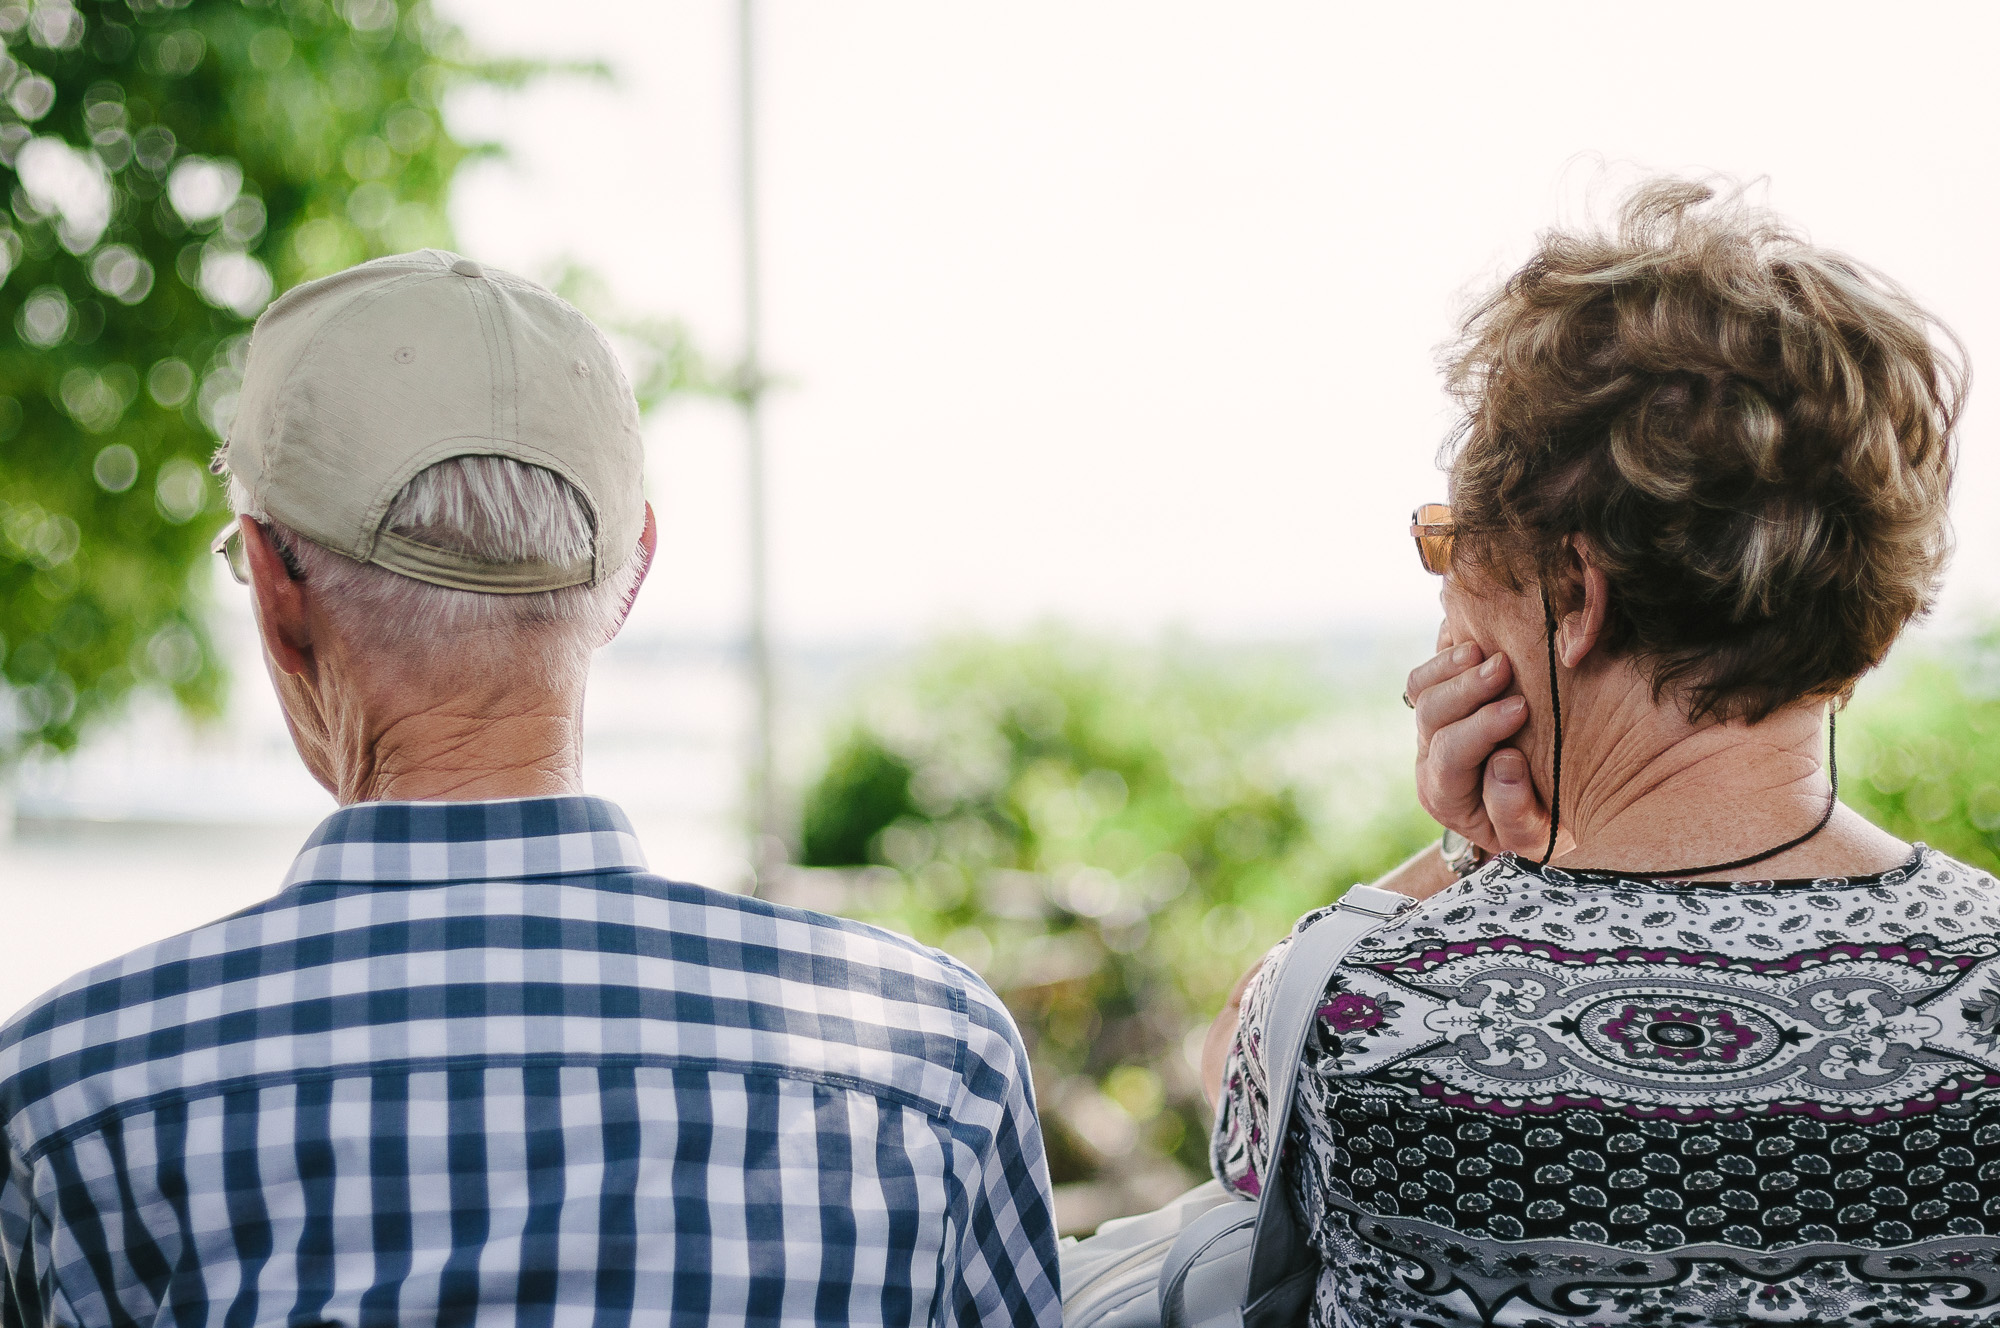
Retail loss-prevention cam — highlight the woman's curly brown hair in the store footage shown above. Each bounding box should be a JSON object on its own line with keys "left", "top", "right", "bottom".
{"left": 1444, "top": 177, "right": 1967, "bottom": 723}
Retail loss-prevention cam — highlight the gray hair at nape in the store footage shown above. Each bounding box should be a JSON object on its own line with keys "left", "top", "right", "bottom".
{"left": 226, "top": 454, "right": 643, "bottom": 679}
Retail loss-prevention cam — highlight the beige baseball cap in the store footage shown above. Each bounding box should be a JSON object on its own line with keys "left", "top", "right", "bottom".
{"left": 220, "top": 249, "right": 644, "bottom": 594}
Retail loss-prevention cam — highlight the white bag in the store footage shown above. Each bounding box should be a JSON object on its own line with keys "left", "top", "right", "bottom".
{"left": 1057, "top": 884, "right": 1415, "bottom": 1328}
{"left": 1058, "top": 1181, "right": 1237, "bottom": 1328}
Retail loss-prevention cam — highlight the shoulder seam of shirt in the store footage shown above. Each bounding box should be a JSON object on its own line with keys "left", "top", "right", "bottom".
{"left": 946, "top": 960, "right": 970, "bottom": 1084}
{"left": 14, "top": 1050, "right": 964, "bottom": 1167}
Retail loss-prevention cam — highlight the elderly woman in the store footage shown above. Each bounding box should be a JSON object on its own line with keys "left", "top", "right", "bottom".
{"left": 1204, "top": 180, "right": 1998, "bottom": 1327}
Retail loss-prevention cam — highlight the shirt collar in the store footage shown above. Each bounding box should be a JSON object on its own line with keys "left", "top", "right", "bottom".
{"left": 282, "top": 795, "right": 649, "bottom": 888}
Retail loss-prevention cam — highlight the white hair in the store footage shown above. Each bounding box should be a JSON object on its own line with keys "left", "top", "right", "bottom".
{"left": 228, "top": 455, "right": 643, "bottom": 682}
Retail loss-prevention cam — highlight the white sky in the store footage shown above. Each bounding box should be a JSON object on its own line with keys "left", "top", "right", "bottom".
{"left": 435, "top": 0, "right": 2000, "bottom": 644}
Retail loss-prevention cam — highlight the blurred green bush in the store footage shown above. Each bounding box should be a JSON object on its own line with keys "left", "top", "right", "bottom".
{"left": 797, "top": 623, "right": 2000, "bottom": 1218}
{"left": 1842, "top": 625, "right": 2000, "bottom": 875}
{"left": 796, "top": 628, "right": 1436, "bottom": 1195}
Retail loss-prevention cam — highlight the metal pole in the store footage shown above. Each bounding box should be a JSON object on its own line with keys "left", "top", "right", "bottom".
{"left": 737, "top": 0, "right": 780, "bottom": 894}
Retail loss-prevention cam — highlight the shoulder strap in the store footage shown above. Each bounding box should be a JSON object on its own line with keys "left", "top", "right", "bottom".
{"left": 1240, "top": 883, "right": 1415, "bottom": 1321}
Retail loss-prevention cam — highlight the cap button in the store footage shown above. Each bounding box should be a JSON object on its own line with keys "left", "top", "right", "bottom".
{"left": 449, "top": 258, "right": 484, "bottom": 278}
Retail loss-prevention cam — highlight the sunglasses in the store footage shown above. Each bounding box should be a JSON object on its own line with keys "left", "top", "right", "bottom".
{"left": 1410, "top": 502, "right": 1454, "bottom": 575}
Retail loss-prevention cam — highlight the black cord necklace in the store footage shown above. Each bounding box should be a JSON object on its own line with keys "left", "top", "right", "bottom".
{"left": 1534, "top": 585, "right": 1838, "bottom": 881}
{"left": 1538, "top": 587, "right": 1563, "bottom": 867}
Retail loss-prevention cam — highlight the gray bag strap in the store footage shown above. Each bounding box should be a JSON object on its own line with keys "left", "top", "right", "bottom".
{"left": 1158, "top": 883, "right": 1418, "bottom": 1327}
{"left": 1238, "top": 883, "right": 1415, "bottom": 1320}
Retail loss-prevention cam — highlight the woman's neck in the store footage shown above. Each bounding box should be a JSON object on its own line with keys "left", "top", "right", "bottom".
{"left": 1543, "top": 678, "right": 1908, "bottom": 880}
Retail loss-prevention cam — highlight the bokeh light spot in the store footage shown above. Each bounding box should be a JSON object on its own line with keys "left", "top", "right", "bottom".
{"left": 345, "top": 180, "right": 395, "bottom": 230}
{"left": 16, "top": 136, "right": 111, "bottom": 252}
{"left": 143, "top": 621, "right": 201, "bottom": 684}
{"left": 147, "top": 29, "right": 205, "bottom": 78}
{"left": 7, "top": 73, "right": 54, "bottom": 121}
{"left": 27, "top": 0, "right": 83, "bottom": 51}
{"left": 16, "top": 284, "right": 71, "bottom": 347}
{"left": 59, "top": 365, "right": 134, "bottom": 433}
{"left": 88, "top": 243, "right": 154, "bottom": 304}
{"left": 153, "top": 458, "right": 207, "bottom": 525}
{"left": 147, "top": 357, "right": 192, "bottom": 407}
{"left": 92, "top": 443, "right": 138, "bottom": 493}
{"left": 132, "top": 123, "right": 174, "bottom": 173}
{"left": 166, "top": 156, "right": 242, "bottom": 224}
{"left": 195, "top": 247, "right": 272, "bottom": 318}
{"left": 247, "top": 28, "right": 292, "bottom": 72}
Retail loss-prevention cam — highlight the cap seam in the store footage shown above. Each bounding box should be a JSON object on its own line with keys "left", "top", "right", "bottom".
{"left": 334, "top": 271, "right": 474, "bottom": 561}
{"left": 347, "top": 265, "right": 504, "bottom": 563}
{"left": 261, "top": 271, "right": 456, "bottom": 557}
{"left": 475, "top": 271, "right": 502, "bottom": 445}
{"left": 465, "top": 273, "right": 507, "bottom": 532}
{"left": 497, "top": 275, "right": 521, "bottom": 459}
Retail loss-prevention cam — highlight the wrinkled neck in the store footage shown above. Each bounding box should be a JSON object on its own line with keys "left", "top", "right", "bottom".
{"left": 342, "top": 705, "right": 586, "bottom": 804}
{"left": 1541, "top": 667, "right": 1839, "bottom": 877}
{"left": 281, "top": 637, "right": 588, "bottom": 806}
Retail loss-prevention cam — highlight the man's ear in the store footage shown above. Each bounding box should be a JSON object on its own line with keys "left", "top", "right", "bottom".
{"left": 605, "top": 501, "right": 657, "bottom": 641}
{"left": 241, "top": 518, "right": 316, "bottom": 678}
{"left": 1558, "top": 535, "right": 1609, "bottom": 669}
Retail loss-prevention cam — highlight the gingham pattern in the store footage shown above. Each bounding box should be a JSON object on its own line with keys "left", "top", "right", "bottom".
{"left": 0, "top": 797, "right": 1059, "bottom": 1327}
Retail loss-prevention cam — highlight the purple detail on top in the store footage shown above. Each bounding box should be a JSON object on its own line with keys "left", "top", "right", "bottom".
{"left": 1599, "top": 1002, "right": 1760, "bottom": 1065}
{"left": 1319, "top": 992, "right": 1385, "bottom": 1034}
{"left": 1373, "top": 936, "right": 1977, "bottom": 979}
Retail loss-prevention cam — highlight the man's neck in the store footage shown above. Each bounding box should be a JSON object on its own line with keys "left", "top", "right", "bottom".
{"left": 340, "top": 706, "right": 585, "bottom": 805}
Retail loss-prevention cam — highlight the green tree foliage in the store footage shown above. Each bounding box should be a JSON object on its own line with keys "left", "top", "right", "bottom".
{"left": 797, "top": 629, "right": 1437, "bottom": 1190}
{"left": 0, "top": 0, "right": 513, "bottom": 757}
{"left": 1842, "top": 628, "right": 2000, "bottom": 875}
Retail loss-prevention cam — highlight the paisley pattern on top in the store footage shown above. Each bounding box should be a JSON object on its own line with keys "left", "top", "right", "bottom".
{"left": 1213, "top": 847, "right": 2000, "bottom": 1327}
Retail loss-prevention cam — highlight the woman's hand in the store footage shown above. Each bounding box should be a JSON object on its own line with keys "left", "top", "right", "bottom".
{"left": 1407, "top": 624, "right": 1568, "bottom": 858}
{"left": 1202, "top": 627, "right": 1569, "bottom": 1112}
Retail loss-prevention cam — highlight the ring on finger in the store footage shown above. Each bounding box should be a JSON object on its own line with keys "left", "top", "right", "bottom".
{"left": 1401, "top": 689, "right": 1415, "bottom": 710}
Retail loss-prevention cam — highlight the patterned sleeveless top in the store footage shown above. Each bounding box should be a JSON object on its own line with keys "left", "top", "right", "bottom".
{"left": 1212, "top": 846, "right": 2000, "bottom": 1327}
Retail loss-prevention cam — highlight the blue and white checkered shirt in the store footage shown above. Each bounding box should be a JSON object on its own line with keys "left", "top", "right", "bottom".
{"left": 0, "top": 797, "right": 1060, "bottom": 1327}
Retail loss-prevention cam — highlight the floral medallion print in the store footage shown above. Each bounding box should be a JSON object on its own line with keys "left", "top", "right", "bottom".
{"left": 1594, "top": 999, "right": 1764, "bottom": 1068}
{"left": 1211, "top": 849, "right": 2000, "bottom": 1328}
{"left": 1395, "top": 946, "right": 1974, "bottom": 1113}
{"left": 1321, "top": 990, "right": 1388, "bottom": 1034}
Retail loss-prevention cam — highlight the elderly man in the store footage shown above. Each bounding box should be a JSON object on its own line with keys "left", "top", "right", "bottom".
{"left": 0, "top": 252, "right": 1061, "bottom": 1327}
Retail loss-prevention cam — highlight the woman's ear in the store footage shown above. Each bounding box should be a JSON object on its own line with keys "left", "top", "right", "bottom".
{"left": 1558, "top": 536, "right": 1609, "bottom": 669}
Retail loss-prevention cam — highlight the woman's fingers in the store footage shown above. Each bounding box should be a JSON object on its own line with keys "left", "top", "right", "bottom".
{"left": 1414, "top": 651, "right": 1514, "bottom": 740}
{"left": 1417, "top": 694, "right": 1529, "bottom": 830}
{"left": 1482, "top": 747, "right": 1556, "bottom": 857}
{"left": 1406, "top": 642, "right": 1483, "bottom": 713}
{"left": 1408, "top": 630, "right": 1562, "bottom": 860}
{"left": 1424, "top": 694, "right": 1529, "bottom": 786}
